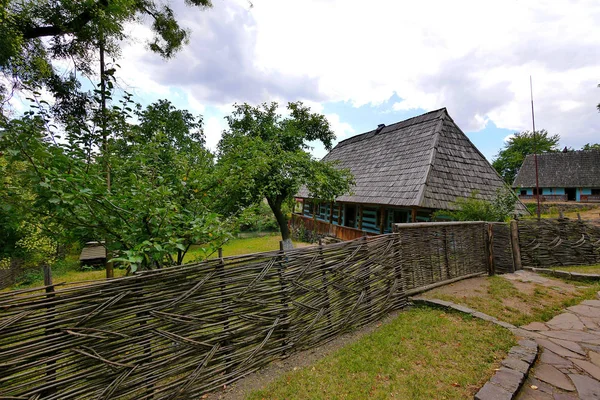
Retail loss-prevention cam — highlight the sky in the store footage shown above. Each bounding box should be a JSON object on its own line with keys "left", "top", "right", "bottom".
{"left": 113, "top": 0, "right": 599, "bottom": 161}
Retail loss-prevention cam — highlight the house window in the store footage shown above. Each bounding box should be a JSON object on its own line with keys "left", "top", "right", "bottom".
{"left": 520, "top": 190, "right": 527, "bottom": 196}
{"left": 592, "top": 189, "right": 600, "bottom": 195}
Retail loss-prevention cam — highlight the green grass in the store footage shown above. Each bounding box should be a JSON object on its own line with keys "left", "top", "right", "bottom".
{"left": 549, "top": 264, "right": 600, "bottom": 274}
{"left": 183, "top": 233, "right": 309, "bottom": 263}
{"left": 425, "top": 276, "right": 600, "bottom": 326}
{"left": 248, "top": 308, "right": 515, "bottom": 400}
{"left": 6, "top": 234, "right": 308, "bottom": 291}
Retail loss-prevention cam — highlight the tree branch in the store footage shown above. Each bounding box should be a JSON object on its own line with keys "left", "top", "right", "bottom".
{"left": 22, "top": 0, "right": 109, "bottom": 39}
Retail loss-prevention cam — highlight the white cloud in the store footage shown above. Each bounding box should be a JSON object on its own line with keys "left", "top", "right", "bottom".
{"left": 114, "top": 0, "right": 599, "bottom": 147}
{"left": 503, "top": 134, "right": 515, "bottom": 143}
{"left": 204, "top": 116, "right": 225, "bottom": 151}
{"left": 326, "top": 113, "right": 355, "bottom": 141}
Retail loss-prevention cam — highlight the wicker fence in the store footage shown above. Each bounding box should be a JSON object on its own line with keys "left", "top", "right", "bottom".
{"left": 0, "top": 223, "right": 490, "bottom": 400}
{"left": 518, "top": 218, "right": 600, "bottom": 267}
{"left": 2, "top": 218, "right": 598, "bottom": 399}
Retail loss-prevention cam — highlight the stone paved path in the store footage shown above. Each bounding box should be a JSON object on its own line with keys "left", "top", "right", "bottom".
{"left": 517, "top": 298, "right": 600, "bottom": 399}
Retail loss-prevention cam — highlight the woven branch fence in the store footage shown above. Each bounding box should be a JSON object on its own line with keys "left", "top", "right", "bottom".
{"left": 518, "top": 218, "right": 600, "bottom": 267}
{"left": 0, "top": 223, "right": 488, "bottom": 400}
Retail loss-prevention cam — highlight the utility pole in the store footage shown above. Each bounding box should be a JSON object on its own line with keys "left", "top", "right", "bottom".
{"left": 530, "top": 76, "right": 541, "bottom": 220}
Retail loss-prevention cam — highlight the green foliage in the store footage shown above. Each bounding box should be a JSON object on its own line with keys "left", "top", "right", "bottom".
{"left": 492, "top": 130, "right": 560, "bottom": 184}
{"left": 0, "top": 0, "right": 212, "bottom": 115}
{"left": 433, "top": 188, "right": 518, "bottom": 222}
{"left": 582, "top": 143, "right": 600, "bottom": 151}
{"left": 0, "top": 98, "right": 230, "bottom": 271}
{"left": 237, "top": 202, "right": 280, "bottom": 232}
{"left": 216, "top": 102, "right": 354, "bottom": 241}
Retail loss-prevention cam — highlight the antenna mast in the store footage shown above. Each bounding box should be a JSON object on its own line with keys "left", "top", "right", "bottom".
{"left": 530, "top": 76, "right": 541, "bottom": 220}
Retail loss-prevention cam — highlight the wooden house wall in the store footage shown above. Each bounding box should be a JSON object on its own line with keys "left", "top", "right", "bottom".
{"left": 298, "top": 199, "right": 433, "bottom": 238}
{"left": 517, "top": 187, "right": 600, "bottom": 202}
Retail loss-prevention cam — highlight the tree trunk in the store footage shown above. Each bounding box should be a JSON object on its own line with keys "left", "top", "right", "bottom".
{"left": 267, "top": 197, "right": 293, "bottom": 250}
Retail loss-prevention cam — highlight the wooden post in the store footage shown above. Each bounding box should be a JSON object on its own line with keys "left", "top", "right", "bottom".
{"left": 42, "top": 264, "right": 57, "bottom": 396}
{"left": 411, "top": 208, "right": 417, "bottom": 223}
{"left": 442, "top": 227, "right": 450, "bottom": 280}
{"left": 510, "top": 220, "right": 522, "bottom": 271}
{"left": 318, "top": 238, "right": 332, "bottom": 327}
{"left": 329, "top": 202, "right": 334, "bottom": 224}
{"left": 278, "top": 241, "right": 289, "bottom": 355}
{"left": 358, "top": 205, "right": 363, "bottom": 230}
{"left": 218, "top": 248, "right": 232, "bottom": 374}
{"left": 337, "top": 203, "right": 342, "bottom": 225}
{"left": 486, "top": 224, "right": 495, "bottom": 275}
{"left": 379, "top": 207, "right": 385, "bottom": 234}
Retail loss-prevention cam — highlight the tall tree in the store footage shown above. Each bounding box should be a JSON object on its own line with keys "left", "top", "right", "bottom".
{"left": 492, "top": 130, "right": 560, "bottom": 184}
{"left": 0, "top": 0, "right": 212, "bottom": 117}
{"left": 0, "top": 99, "right": 229, "bottom": 272}
{"left": 216, "top": 102, "right": 354, "bottom": 249}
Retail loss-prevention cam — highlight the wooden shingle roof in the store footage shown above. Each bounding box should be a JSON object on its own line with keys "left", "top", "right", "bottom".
{"left": 512, "top": 150, "right": 600, "bottom": 188}
{"left": 298, "top": 108, "right": 527, "bottom": 212}
{"left": 79, "top": 243, "right": 107, "bottom": 261}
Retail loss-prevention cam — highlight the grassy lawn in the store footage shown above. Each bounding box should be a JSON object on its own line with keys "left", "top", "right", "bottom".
{"left": 248, "top": 307, "right": 515, "bottom": 400}
{"left": 549, "top": 264, "right": 600, "bottom": 274}
{"left": 183, "top": 233, "right": 309, "bottom": 263}
{"left": 6, "top": 234, "right": 309, "bottom": 290}
{"left": 423, "top": 275, "right": 600, "bottom": 326}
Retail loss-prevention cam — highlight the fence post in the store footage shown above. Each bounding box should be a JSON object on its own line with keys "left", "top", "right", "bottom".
{"left": 442, "top": 227, "right": 450, "bottom": 280}
{"left": 362, "top": 236, "right": 371, "bottom": 310}
{"left": 510, "top": 220, "right": 522, "bottom": 271}
{"left": 278, "top": 241, "right": 289, "bottom": 356}
{"left": 218, "top": 248, "right": 232, "bottom": 375}
{"left": 486, "top": 224, "right": 495, "bottom": 276}
{"left": 318, "top": 239, "right": 332, "bottom": 327}
{"left": 42, "top": 264, "right": 57, "bottom": 396}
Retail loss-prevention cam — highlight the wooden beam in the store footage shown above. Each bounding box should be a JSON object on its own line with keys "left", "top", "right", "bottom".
{"left": 411, "top": 208, "right": 417, "bottom": 223}
{"left": 337, "top": 203, "right": 342, "bottom": 225}
{"left": 379, "top": 206, "right": 385, "bottom": 234}
{"left": 510, "top": 220, "right": 522, "bottom": 271}
{"left": 329, "top": 201, "right": 334, "bottom": 224}
{"left": 358, "top": 205, "right": 363, "bottom": 230}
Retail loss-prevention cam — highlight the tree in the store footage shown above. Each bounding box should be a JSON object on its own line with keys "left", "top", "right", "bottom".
{"left": 492, "top": 130, "right": 560, "bottom": 184}
{"left": 216, "top": 102, "right": 354, "bottom": 249}
{"left": 0, "top": 99, "right": 229, "bottom": 272}
{"left": 0, "top": 0, "right": 212, "bottom": 117}
{"left": 582, "top": 143, "right": 600, "bottom": 151}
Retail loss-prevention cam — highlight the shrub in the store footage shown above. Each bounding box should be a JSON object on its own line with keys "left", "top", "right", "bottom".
{"left": 433, "top": 188, "right": 518, "bottom": 222}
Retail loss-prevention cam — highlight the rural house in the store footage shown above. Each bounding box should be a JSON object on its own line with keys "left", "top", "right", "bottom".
{"left": 512, "top": 150, "right": 600, "bottom": 202}
{"left": 294, "top": 108, "right": 527, "bottom": 240}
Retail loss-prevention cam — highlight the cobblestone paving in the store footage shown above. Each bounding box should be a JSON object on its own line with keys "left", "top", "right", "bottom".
{"left": 517, "top": 297, "right": 600, "bottom": 399}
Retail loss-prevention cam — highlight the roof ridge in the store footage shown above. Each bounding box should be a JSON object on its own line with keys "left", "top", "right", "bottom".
{"left": 415, "top": 115, "right": 445, "bottom": 207}
{"left": 334, "top": 107, "right": 448, "bottom": 149}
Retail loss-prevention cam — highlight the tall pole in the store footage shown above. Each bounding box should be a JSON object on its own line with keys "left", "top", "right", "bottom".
{"left": 530, "top": 76, "right": 541, "bottom": 220}
{"left": 100, "top": 32, "right": 114, "bottom": 278}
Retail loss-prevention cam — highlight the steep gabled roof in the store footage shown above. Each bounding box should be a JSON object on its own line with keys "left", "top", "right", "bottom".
{"left": 513, "top": 150, "right": 600, "bottom": 188}
{"left": 298, "top": 108, "right": 527, "bottom": 213}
